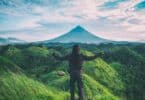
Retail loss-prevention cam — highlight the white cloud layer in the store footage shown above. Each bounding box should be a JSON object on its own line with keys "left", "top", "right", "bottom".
{"left": 0, "top": 0, "right": 145, "bottom": 42}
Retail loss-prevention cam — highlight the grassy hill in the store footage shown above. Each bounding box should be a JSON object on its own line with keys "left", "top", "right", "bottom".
{"left": 0, "top": 55, "right": 118, "bottom": 100}
{"left": 0, "top": 44, "right": 145, "bottom": 100}
{"left": 0, "top": 73, "right": 69, "bottom": 100}
{"left": 81, "top": 50, "right": 124, "bottom": 96}
{"left": 38, "top": 71, "right": 118, "bottom": 100}
{"left": 0, "top": 56, "right": 69, "bottom": 100}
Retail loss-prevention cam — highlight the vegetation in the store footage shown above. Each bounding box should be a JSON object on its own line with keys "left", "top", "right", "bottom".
{"left": 0, "top": 43, "right": 145, "bottom": 100}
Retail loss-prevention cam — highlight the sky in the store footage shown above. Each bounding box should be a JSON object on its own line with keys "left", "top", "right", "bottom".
{"left": 0, "top": 0, "right": 145, "bottom": 42}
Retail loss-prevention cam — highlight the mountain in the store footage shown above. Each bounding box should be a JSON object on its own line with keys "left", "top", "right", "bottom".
{"left": 0, "top": 37, "right": 26, "bottom": 45}
{"left": 44, "top": 26, "right": 111, "bottom": 44}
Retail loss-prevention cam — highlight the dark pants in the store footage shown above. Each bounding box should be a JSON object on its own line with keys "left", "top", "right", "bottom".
{"left": 70, "top": 71, "right": 84, "bottom": 100}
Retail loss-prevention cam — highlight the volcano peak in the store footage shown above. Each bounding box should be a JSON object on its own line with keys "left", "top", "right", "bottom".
{"left": 70, "top": 25, "right": 86, "bottom": 32}
{"left": 45, "top": 26, "right": 110, "bottom": 44}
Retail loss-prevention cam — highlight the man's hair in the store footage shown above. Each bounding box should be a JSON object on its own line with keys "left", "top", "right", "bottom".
{"left": 73, "top": 44, "right": 79, "bottom": 48}
{"left": 72, "top": 44, "right": 80, "bottom": 55}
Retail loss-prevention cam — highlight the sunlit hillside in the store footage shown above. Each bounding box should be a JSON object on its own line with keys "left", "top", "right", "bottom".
{"left": 0, "top": 43, "right": 145, "bottom": 100}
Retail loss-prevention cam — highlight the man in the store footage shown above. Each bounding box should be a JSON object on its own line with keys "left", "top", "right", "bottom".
{"left": 53, "top": 45, "right": 103, "bottom": 100}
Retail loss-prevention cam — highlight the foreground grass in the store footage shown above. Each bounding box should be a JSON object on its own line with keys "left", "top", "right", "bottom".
{"left": 39, "top": 71, "right": 119, "bottom": 100}
{"left": 0, "top": 72, "right": 69, "bottom": 100}
{"left": 0, "top": 53, "right": 120, "bottom": 100}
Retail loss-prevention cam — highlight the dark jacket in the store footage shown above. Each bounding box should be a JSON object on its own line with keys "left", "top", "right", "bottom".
{"left": 54, "top": 53, "right": 98, "bottom": 72}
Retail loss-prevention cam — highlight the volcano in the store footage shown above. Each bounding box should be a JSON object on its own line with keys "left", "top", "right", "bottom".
{"left": 44, "top": 26, "right": 111, "bottom": 44}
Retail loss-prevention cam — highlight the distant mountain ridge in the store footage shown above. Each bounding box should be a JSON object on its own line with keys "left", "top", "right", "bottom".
{"left": 0, "top": 37, "right": 26, "bottom": 45}
{"left": 43, "top": 26, "right": 111, "bottom": 44}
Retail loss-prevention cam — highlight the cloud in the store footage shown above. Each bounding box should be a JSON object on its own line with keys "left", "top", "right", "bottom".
{"left": 0, "top": 0, "right": 145, "bottom": 42}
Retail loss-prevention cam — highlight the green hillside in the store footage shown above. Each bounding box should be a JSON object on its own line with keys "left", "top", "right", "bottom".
{"left": 81, "top": 50, "right": 124, "bottom": 96}
{"left": 39, "top": 71, "right": 118, "bottom": 100}
{"left": 0, "top": 56, "right": 22, "bottom": 74}
{"left": 0, "top": 43, "right": 145, "bottom": 100}
{"left": 0, "top": 73, "right": 69, "bottom": 100}
{"left": 0, "top": 55, "right": 118, "bottom": 100}
{"left": 0, "top": 56, "right": 69, "bottom": 100}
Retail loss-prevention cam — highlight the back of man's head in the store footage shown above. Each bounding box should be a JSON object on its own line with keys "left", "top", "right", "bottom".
{"left": 72, "top": 44, "right": 80, "bottom": 54}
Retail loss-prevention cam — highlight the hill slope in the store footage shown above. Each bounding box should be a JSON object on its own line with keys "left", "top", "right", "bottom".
{"left": 0, "top": 37, "right": 26, "bottom": 45}
{"left": 0, "top": 53, "right": 119, "bottom": 100}
{"left": 0, "top": 56, "right": 69, "bottom": 100}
